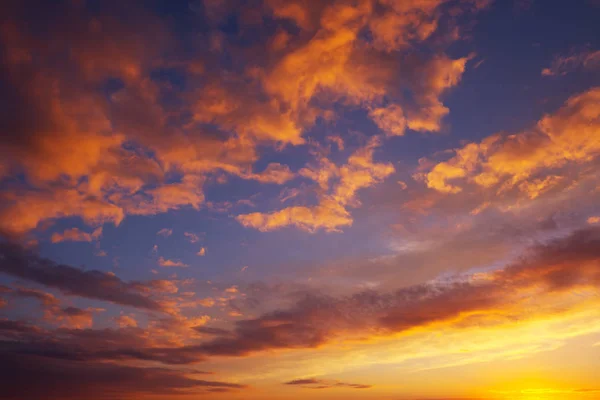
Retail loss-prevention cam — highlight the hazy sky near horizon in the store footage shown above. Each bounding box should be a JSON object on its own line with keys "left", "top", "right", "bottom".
{"left": 1, "top": 0, "right": 600, "bottom": 399}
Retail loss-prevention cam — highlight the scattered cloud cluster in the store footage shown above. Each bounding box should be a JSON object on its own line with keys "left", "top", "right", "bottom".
{"left": 0, "top": 0, "right": 482, "bottom": 239}
{"left": 237, "top": 137, "right": 395, "bottom": 232}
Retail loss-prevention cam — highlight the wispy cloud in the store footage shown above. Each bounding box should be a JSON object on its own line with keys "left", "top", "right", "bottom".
{"left": 542, "top": 48, "right": 600, "bottom": 76}
{"left": 284, "top": 378, "right": 371, "bottom": 389}
{"left": 157, "top": 228, "right": 173, "bottom": 238}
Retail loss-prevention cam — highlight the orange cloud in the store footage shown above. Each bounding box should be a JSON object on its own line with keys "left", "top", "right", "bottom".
{"left": 114, "top": 314, "right": 138, "bottom": 328}
{"left": 369, "top": 104, "right": 407, "bottom": 136}
{"left": 237, "top": 137, "right": 394, "bottom": 232}
{"left": 0, "top": 188, "right": 124, "bottom": 237}
{"left": 0, "top": 0, "right": 481, "bottom": 240}
{"left": 158, "top": 257, "right": 189, "bottom": 268}
{"left": 51, "top": 227, "right": 103, "bottom": 243}
{"left": 426, "top": 87, "right": 600, "bottom": 194}
{"left": 243, "top": 163, "right": 295, "bottom": 184}
{"left": 368, "top": 0, "right": 443, "bottom": 51}
{"left": 45, "top": 306, "right": 100, "bottom": 329}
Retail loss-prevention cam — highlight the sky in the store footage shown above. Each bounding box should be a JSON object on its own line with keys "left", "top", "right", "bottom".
{"left": 0, "top": 0, "right": 600, "bottom": 399}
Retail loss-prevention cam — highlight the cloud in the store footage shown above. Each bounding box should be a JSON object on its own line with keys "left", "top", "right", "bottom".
{"left": 44, "top": 306, "right": 99, "bottom": 330}
{"left": 425, "top": 87, "right": 600, "bottom": 195}
{"left": 186, "top": 227, "right": 600, "bottom": 357}
{"left": 50, "top": 227, "right": 103, "bottom": 243}
{"left": 0, "top": 227, "right": 598, "bottom": 379}
{"left": 184, "top": 232, "right": 200, "bottom": 243}
{"left": 197, "top": 247, "right": 206, "bottom": 256}
{"left": 369, "top": 104, "right": 407, "bottom": 136}
{"left": 0, "top": 352, "right": 246, "bottom": 400}
{"left": 0, "top": 188, "right": 124, "bottom": 238}
{"left": 237, "top": 137, "right": 394, "bottom": 232}
{"left": 0, "top": 243, "right": 165, "bottom": 311}
{"left": 158, "top": 257, "right": 189, "bottom": 268}
{"left": 225, "top": 286, "right": 238, "bottom": 294}
{"left": 114, "top": 315, "right": 138, "bottom": 328}
{"left": 3, "top": 285, "right": 101, "bottom": 329}
{"left": 284, "top": 378, "right": 372, "bottom": 389}
{"left": 0, "top": 0, "right": 481, "bottom": 239}
{"left": 243, "top": 163, "right": 295, "bottom": 184}
{"left": 542, "top": 48, "right": 600, "bottom": 76}
{"left": 157, "top": 228, "right": 173, "bottom": 238}
{"left": 326, "top": 135, "right": 345, "bottom": 150}
{"left": 9, "top": 287, "right": 59, "bottom": 306}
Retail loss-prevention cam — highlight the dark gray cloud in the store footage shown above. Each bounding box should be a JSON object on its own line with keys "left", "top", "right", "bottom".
{"left": 0, "top": 243, "right": 165, "bottom": 311}
{"left": 0, "top": 352, "right": 245, "bottom": 400}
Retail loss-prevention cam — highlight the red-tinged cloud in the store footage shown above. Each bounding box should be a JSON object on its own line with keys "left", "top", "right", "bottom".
{"left": 425, "top": 87, "right": 600, "bottom": 195}
{"left": 0, "top": 227, "right": 598, "bottom": 376}
{"left": 8, "top": 287, "right": 60, "bottom": 306}
{"left": 114, "top": 315, "right": 138, "bottom": 328}
{"left": 44, "top": 306, "right": 100, "bottom": 330}
{"left": 182, "top": 227, "right": 600, "bottom": 357}
{"left": 50, "top": 227, "right": 103, "bottom": 243}
{"left": 3, "top": 285, "right": 102, "bottom": 329}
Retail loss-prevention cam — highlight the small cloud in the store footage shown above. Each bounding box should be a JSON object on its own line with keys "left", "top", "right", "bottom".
{"left": 156, "top": 228, "right": 173, "bottom": 237}
{"left": 397, "top": 180, "right": 407, "bottom": 190}
{"left": 284, "top": 378, "right": 372, "bottom": 390}
{"left": 198, "top": 298, "right": 215, "bottom": 307}
{"left": 244, "top": 163, "right": 294, "bottom": 184}
{"left": 184, "top": 232, "right": 201, "bottom": 243}
{"left": 197, "top": 247, "right": 206, "bottom": 256}
{"left": 241, "top": 266, "right": 248, "bottom": 273}
{"left": 236, "top": 199, "right": 255, "bottom": 207}
{"left": 95, "top": 250, "right": 107, "bottom": 257}
{"left": 224, "top": 286, "right": 238, "bottom": 294}
{"left": 279, "top": 187, "right": 302, "bottom": 203}
{"left": 158, "top": 257, "right": 189, "bottom": 268}
{"left": 113, "top": 314, "right": 138, "bottom": 328}
{"left": 588, "top": 216, "right": 600, "bottom": 224}
{"left": 51, "top": 227, "right": 103, "bottom": 243}
{"left": 326, "top": 135, "right": 344, "bottom": 151}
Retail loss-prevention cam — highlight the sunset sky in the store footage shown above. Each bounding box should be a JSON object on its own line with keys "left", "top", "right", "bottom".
{"left": 1, "top": 0, "right": 600, "bottom": 399}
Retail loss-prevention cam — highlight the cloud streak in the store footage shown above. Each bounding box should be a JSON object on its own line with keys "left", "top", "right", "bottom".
{"left": 0, "top": 243, "right": 166, "bottom": 311}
